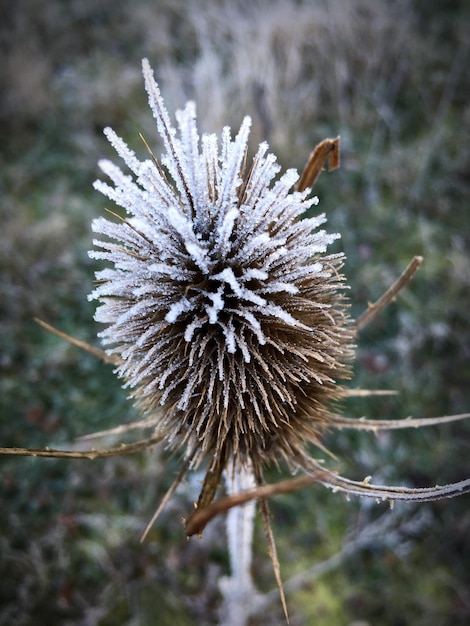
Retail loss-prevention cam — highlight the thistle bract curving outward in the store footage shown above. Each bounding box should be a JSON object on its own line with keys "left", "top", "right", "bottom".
{"left": 88, "top": 58, "right": 354, "bottom": 491}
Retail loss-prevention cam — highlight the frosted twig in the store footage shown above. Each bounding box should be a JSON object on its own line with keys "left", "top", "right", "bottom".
{"left": 340, "top": 389, "right": 398, "bottom": 397}
{"left": 329, "top": 412, "right": 470, "bottom": 430}
{"left": 218, "top": 464, "right": 260, "bottom": 626}
{"left": 185, "top": 469, "right": 470, "bottom": 536}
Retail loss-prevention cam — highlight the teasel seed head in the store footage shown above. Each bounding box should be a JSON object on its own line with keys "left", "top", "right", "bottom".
{"left": 88, "top": 58, "right": 354, "bottom": 493}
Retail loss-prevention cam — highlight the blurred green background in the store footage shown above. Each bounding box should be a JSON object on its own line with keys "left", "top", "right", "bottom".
{"left": 0, "top": 1, "right": 469, "bottom": 624}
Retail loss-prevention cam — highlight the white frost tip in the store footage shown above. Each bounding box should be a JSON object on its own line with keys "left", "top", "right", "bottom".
{"left": 165, "top": 297, "right": 192, "bottom": 323}
{"left": 206, "top": 287, "right": 225, "bottom": 324}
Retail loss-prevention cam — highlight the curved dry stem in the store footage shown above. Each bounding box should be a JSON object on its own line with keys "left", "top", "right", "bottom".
{"left": 184, "top": 466, "right": 470, "bottom": 536}
{"left": 0, "top": 434, "right": 163, "bottom": 460}
{"left": 354, "top": 256, "right": 423, "bottom": 331}
{"left": 329, "top": 412, "right": 470, "bottom": 430}
{"left": 316, "top": 468, "right": 470, "bottom": 503}
{"left": 34, "top": 318, "right": 121, "bottom": 365}
{"left": 184, "top": 471, "right": 329, "bottom": 537}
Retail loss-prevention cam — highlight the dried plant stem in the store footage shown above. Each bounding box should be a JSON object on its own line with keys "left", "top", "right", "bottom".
{"left": 185, "top": 471, "right": 329, "bottom": 537}
{"left": 34, "top": 318, "right": 120, "bottom": 365}
{"left": 219, "top": 464, "right": 260, "bottom": 626}
{"left": 0, "top": 435, "right": 163, "bottom": 459}
{"left": 185, "top": 470, "right": 470, "bottom": 536}
{"left": 354, "top": 256, "right": 423, "bottom": 331}
{"left": 330, "top": 412, "right": 470, "bottom": 430}
{"left": 257, "top": 488, "right": 289, "bottom": 623}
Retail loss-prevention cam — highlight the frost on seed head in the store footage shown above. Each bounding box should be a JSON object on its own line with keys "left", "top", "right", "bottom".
{"left": 89, "top": 58, "right": 354, "bottom": 474}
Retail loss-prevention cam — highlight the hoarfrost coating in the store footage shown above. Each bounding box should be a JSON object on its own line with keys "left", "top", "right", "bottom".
{"left": 88, "top": 58, "right": 353, "bottom": 470}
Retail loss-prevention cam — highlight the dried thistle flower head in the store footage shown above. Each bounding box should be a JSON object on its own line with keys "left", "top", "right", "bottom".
{"left": 88, "top": 59, "right": 354, "bottom": 502}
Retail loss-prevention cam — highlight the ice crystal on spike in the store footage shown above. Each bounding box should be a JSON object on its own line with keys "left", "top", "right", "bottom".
{"left": 88, "top": 59, "right": 353, "bottom": 486}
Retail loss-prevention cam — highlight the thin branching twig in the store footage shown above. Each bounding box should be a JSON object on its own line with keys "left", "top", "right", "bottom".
{"left": 0, "top": 435, "right": 163, "bottom": 459}
{"left": 354, "top": 256, "right": 423, "bottom": 331}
